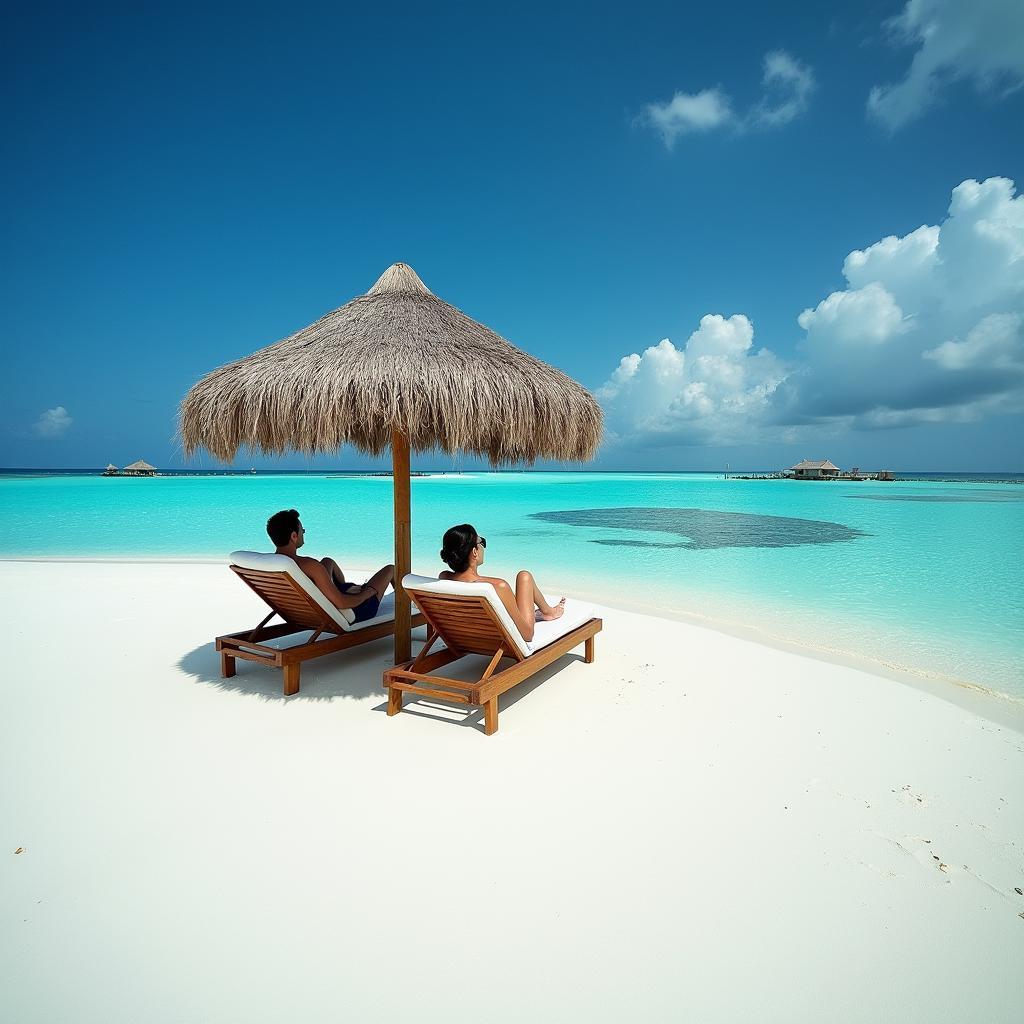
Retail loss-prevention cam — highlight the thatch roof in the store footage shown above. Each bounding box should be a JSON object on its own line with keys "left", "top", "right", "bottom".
{"left": 124, "top": 459, "right": 156, "bottom": 471}
{"left": 790, "top": 459, "right": 840, "bottom": 471}
{"left": 179, "top": 263, "right": 602, "bottom": 465}
{"left": 105, "top": 464, "right": 118, "bottom": 471}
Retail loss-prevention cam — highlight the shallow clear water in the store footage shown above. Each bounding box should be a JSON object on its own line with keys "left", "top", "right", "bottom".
{"left": 1, "top": 471, "right": 1021, "bottom": 697}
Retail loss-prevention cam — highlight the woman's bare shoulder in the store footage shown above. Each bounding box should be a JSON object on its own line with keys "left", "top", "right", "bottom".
{"left": 438, "top": 570, "right": 454, "bottom": 580}
{"left": 480, "top": 574, "right": 510, "bottom": 591}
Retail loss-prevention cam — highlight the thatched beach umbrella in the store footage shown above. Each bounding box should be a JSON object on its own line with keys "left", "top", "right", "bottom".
{"left": 179, "top": 263, "right": 602, "bottom": 661}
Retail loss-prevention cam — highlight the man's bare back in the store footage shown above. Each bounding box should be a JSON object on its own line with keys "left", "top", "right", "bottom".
{"left": 266, "top": 509, "right": 395, "bottom": 622}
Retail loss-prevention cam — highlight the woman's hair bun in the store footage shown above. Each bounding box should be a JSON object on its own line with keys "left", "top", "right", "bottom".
{"left": 440, "top": 523, "right": 479, "bottom": 573}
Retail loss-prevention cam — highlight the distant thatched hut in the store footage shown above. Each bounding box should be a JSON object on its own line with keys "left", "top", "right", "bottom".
{"left": 788, "top": 459, "right": 841, "bottom": 480}
{"left": 123, "top": 459, "right": 157, "bottom": 477}
{"left": 102, "top": 464, "right": 119, "bottom": 476}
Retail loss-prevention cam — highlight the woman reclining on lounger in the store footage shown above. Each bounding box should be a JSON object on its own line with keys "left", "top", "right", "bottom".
{"left": 438, "top": 524, "right": 565, "bottom": 643}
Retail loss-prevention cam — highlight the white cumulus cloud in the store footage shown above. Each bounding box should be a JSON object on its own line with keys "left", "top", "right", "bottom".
{"left": 642, "top": 51, "right": 815, "bottom": 149}
{"left": 599, "top": 315, "right": 787, "bottom": 446}
{"left": 923, "top": 312, "right": 1024, "bottom": 370}
{"left": 778, "top": 176, "right": 1024, "bottom": 426}
{"left": 798, "top": 282, "right": 911, "bottom": 346}
{"left": 642, "top": 88, "right": 734, "bottom": 147}
{"left": 750, "top": 50, "right": 816, "bottom": 128}
{"left": 33, "top": 406, "right": 73, "bottom": 438}
{"left": 596, "top": 176, "right": 1024, "bottom": 450}
{"left": 868, "top": 0, "right": 1024, "bottom": 131}
{"left": 842, "top": 225, "right": 939, "bottom": 311}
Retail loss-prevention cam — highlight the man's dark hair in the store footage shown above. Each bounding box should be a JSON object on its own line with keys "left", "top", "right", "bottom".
{"left": 267, "top": 509, "right": 300, "bottom": 547}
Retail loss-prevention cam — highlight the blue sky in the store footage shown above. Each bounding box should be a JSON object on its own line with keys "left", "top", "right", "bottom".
{"left": 2, "top": 0, "right": 1022, "bottom": 471}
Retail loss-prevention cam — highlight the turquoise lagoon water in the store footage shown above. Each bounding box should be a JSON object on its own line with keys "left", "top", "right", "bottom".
{"left": 1, "top": 471, "right": 1022, "bottom": 698}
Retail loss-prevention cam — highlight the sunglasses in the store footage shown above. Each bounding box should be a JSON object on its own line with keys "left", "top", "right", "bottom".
{"left": 476, "top": 536, "right": 487, "bottom": 548}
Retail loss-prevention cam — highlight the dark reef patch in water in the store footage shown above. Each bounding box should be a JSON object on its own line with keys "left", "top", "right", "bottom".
{"left": 846, "top": 492, "right": 1023, "bottom": 503}
{"left": 530, "top": 507, "right": 867, "bottom": 550}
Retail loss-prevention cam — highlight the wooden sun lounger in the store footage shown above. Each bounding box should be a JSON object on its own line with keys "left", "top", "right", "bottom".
{"left": 383, "top": 587, "right": 603, "bottom": 735}
{"left": 217, "top": 564, "right": 425, "bottom": 696}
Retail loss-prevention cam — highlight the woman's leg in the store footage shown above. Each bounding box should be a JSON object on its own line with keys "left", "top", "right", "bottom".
{"left": 515, "top": 570, "right": 565, "bottom": 621}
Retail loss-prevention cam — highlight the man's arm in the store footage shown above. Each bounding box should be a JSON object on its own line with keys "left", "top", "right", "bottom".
{"left": 299, "top": 560, "right": 372, "bottom": 610}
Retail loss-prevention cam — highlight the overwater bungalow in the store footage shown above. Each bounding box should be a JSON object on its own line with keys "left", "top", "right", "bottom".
{"left": 787, "top": 459, "right": 841, "bottom": 480}
{"left": 123, "top": 459, "right": 157, "bottom": 477}
{"left": 102, "top": 463, "right": 119, "bottom": 476}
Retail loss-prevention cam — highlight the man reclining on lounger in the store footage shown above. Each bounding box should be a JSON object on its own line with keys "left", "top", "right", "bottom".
{"left": 267, "top": 508, "right": 394, "bottom": 623}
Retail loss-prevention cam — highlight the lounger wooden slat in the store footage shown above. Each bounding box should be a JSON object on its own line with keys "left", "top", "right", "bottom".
{"left": 231, "top": 567, "right": 327, "bottom": 630}
{"left": 387, "top": 669, "right": 476, "bottom": 690}
{"left": 218, "top": 564, "right": 425, "bottom": 695}
{"left": 384, "top": 584, "right": 602, "bottom": 735}
{"left": 387, "top": 681, "right": 474, "bottom": 704}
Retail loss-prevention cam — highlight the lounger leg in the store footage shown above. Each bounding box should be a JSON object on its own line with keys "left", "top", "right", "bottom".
{"left": 387, "top": 685, "right": 403, "bottom": 717}
{"left": 220, "top": 651, "right": 236, "bottom": 678}
{"left": 484, "top": 698, "right": 498, "bottom": 736}
{"left": 585, "top": 636, "right": 595, "bottom": 664}
{"left": 283, "top": 663, "right": 300, "bottom": 697}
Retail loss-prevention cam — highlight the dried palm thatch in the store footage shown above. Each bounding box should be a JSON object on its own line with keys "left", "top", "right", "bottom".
{"left": 179, "top": 263, "right": 602, "bottom": 465}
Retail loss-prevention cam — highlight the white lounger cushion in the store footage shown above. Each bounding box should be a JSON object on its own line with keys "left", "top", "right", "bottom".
{"left": 229, "top": 551, "right": 358, "bottom": 628}
{"left": 403, "top": 573, "right": 595, "bottom": 658}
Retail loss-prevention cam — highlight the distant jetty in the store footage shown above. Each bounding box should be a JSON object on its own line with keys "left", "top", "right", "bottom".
{"left": 326, "top": 471, "right": 433, "bottom": 479}
{"left": 102, "top": 459, "right": 158, "bottom": 477}
{"left": 786, "top": 459, "right": 893, "bottom": 481}
{"left": 730, "top": 459, "right": 894, "bottom": 481}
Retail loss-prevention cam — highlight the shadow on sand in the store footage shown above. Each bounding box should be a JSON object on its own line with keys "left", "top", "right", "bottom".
{"left": 177, "top": 626, "right": 586, "bottom": 733}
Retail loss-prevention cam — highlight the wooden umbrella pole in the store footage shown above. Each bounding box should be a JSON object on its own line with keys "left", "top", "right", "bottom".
{"left": 392, "top": 428, "right": 412, "bottom": 663}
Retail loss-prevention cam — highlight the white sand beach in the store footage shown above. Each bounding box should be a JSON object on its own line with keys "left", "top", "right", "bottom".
{"left": 2, "top": 560, "right": 1022, "bottom": 1023}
